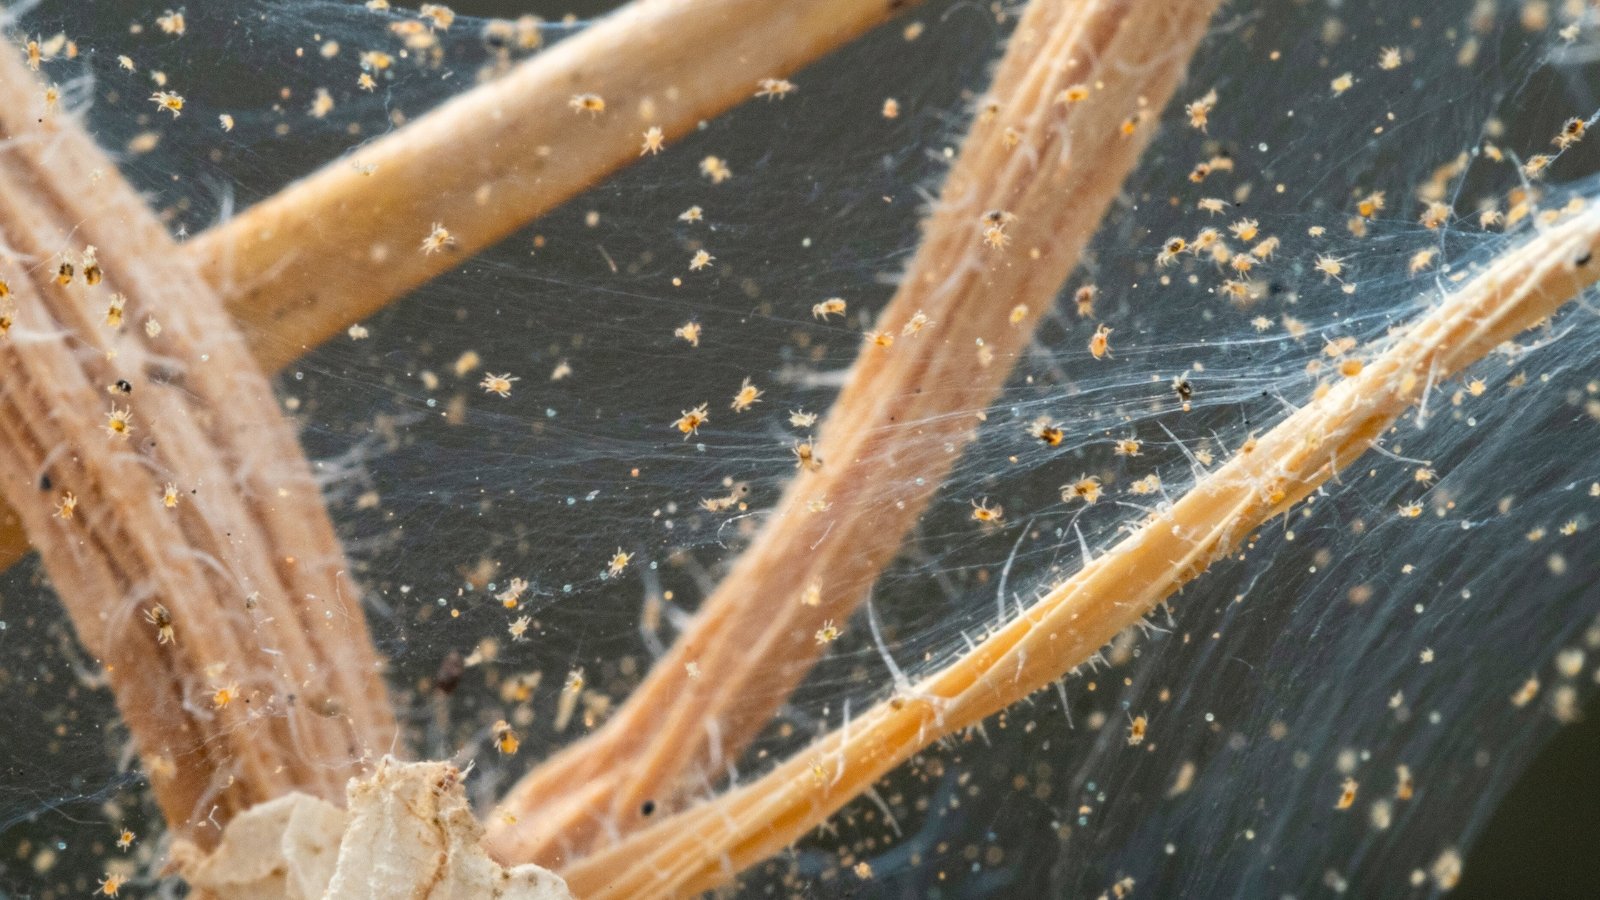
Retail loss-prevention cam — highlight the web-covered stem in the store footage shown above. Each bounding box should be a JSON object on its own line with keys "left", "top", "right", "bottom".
{"left": 0, "top": 45, "right": 397, "bottom": 850}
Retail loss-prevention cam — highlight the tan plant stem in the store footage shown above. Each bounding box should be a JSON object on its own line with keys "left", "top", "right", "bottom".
{"left": 485, "top": 0, "right": 1224, "bottom": 866}
{"left": 186, "top": 0, "right": 929, "bottom": 375}
{"left": 559, "top": 192, "right": 1600, "bottom": 900}
{"left": 0, "top": 50, "right": 396, "bottom": 848}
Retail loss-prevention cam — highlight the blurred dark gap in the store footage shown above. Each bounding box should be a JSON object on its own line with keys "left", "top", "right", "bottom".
{"left": 1457, "top": 690, "right": 1600, "bottom": 898}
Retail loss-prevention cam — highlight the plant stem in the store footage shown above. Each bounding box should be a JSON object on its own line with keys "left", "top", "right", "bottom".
{"left": 185, "top": 0, "right": 927, "bottom": 375}
{"left": 0, "top": 48, "right": 396, "bottom": 849}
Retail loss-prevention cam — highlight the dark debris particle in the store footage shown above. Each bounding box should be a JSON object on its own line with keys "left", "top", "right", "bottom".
{"left": 435, "top": 650, "right": 465, "bottom": 695}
